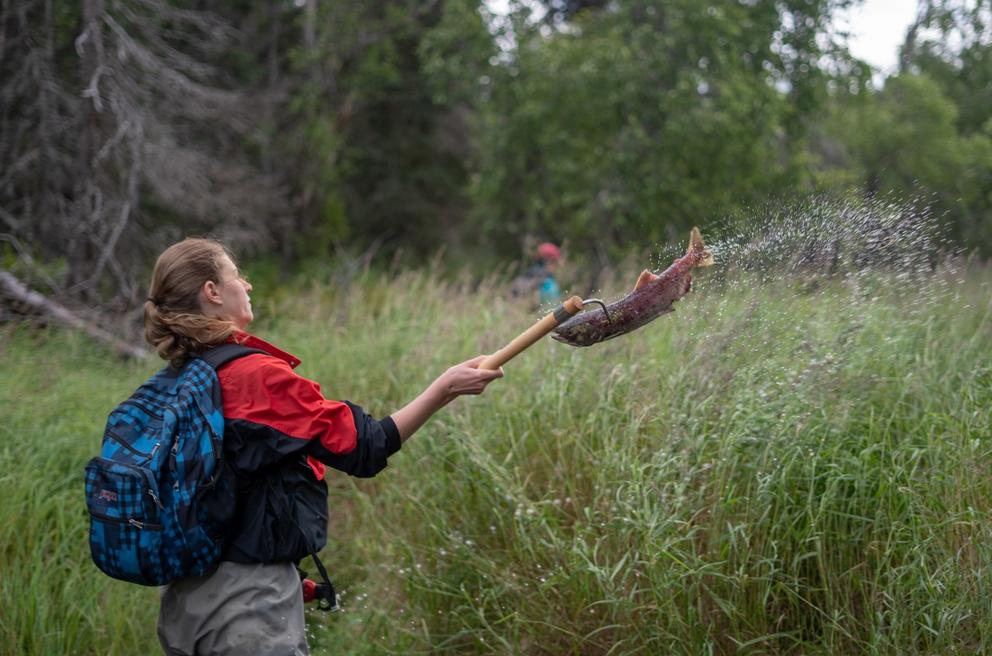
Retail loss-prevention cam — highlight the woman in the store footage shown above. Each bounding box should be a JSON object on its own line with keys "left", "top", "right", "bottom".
{"left": 147, "top": 238, "right": 502, "bottom": 655}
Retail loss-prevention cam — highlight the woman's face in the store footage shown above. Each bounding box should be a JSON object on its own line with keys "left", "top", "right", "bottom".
{"left": 204, "top": 254, "right": 254, "bottom": 330}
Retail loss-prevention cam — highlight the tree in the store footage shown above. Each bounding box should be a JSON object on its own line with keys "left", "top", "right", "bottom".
{"left": 810, "top": 0, "right": 992, "bottom": 254}
{"left": 901, "top": 0, "right": 991, "bottom": 136}
{"left": 1, "top": 0, "right": 285, "bottom": 316}
{"left": 276, "top": 0, "right": 495, "bottom": 265}
{"left": 471, "top": 0, "right": 858, "bottom": 266}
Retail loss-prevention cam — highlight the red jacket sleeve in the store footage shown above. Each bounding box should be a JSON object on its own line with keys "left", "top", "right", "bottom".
{"left": 218, "top": 355, "right": 400, "bottom": 478}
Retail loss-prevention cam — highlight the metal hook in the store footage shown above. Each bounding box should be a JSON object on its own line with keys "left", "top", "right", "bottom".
{"left": 581, "top": 298, "right": 611, "bottom": 323}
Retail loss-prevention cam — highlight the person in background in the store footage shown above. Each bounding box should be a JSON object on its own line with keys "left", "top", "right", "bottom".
{"left": 510, "top": 241, "right": 562, "bottom": 308}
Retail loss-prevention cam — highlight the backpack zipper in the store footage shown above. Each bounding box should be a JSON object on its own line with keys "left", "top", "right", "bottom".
{"left": 120, "top": 398, "right": 163, "bottom": 418}
{"left": 148, "top": 489, "right": 165, "bottom": 510}
{"left": 87, "top": 509, "right": 163, "bottom": 530}
{"left": 105, "top": 430, "right": 158, "bottom": 459}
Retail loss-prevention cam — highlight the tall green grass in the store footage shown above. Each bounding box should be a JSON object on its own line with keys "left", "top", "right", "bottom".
{"left": 1, "top": 265, "right": 989, "bottom": 655}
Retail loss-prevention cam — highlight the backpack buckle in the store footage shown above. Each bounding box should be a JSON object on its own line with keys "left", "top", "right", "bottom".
{"left": 300, "top": 570, "right": 340, "bottom": 612}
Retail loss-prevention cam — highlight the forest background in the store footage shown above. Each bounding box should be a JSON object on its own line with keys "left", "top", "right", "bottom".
{"left": 1, "top": 0, "right": 990, "bottom": 324}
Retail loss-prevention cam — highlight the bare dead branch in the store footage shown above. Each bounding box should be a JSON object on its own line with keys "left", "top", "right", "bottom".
{"left": 0, "top": 232, "right": 59, "bottom": 292}
{"left": 111, "top": 0, "right": 229, "bottom": 79}
{"left": 67, "top": 200, "right": 132, "bottom": 295}
{"left": 0, "top": 269, "right": 149, "bottom": 359}
{"left": 105, "top": 15, "right": 250, "bottom": 128}
{"left": 81, "top": 63, "right": 107, "bottom": 112}
{"left": 128, "top": 0, "right": 239, "bottom": 47}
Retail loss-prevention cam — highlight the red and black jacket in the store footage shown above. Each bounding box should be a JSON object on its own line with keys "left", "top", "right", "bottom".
{"left": 213, "top": 333, "right": 400, "bottom": 564}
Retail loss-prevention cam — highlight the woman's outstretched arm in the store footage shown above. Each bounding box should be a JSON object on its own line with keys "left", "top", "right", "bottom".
{"left": 390, "top": 355, "right": 503, "bottom": 442}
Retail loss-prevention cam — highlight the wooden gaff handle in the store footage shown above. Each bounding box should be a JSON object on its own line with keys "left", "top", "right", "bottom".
{"left": 478, "top": 296, "right": 585, "bottom": 370}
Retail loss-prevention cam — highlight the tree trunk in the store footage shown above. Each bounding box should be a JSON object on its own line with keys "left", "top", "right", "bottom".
{"left": 0, "top": 270, "right": 149, "bottom": 360}
{"left": 304, "top": 0, "right": 317, "bottom": 50}
{"left": 70, "top": 0, "right": 106, "bottom": 297}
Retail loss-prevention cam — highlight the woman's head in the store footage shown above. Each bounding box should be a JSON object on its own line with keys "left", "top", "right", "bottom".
{"left": 144, "top": 238, "right": 253, "bottom": 366}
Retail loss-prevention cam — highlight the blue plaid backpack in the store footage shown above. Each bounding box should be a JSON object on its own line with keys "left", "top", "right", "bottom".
{"left": 85, "top": 344, "right": 263, "bottom": 585}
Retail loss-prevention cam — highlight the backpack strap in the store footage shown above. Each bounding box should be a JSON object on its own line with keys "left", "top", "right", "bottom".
{"left": 309, "top": 552, "right": 339, "bottom": 611}
{"left": 200, "top": 344, "right": 267, "bottom": 370}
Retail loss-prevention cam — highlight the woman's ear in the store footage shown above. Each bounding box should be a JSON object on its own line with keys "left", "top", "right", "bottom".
{"left": 201, "top": 279, "right": 223, "bottom": 307}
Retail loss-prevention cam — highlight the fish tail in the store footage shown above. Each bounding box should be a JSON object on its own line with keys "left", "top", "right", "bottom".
{"left": 687, "top": 227, "right": 715, "bottom": 267}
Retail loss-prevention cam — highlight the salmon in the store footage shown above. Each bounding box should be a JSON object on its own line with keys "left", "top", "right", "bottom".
{"left": 551, "top": 228, "right": 714, "bottom": 347}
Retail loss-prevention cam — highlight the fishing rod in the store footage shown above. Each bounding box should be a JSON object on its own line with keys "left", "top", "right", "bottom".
{"left": 477, "top": 296, "right": 610, "bottom": 371}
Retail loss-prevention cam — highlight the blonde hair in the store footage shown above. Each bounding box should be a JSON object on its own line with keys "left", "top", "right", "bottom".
{"left": 144, "top": 238, "right": 240, "bottom": 367}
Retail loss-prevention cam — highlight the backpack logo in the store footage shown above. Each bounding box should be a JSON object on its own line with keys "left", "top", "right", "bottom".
{"left": 98, "top": 489, "right": 118, "bottom": 503}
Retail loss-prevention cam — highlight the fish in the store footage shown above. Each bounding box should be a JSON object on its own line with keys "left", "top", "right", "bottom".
{"left": 551, "top": 227, "right": 714, "bottom": 347}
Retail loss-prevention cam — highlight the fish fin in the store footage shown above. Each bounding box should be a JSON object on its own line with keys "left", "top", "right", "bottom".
{"left": 633, "top": 269, "right": 658, "bottom": 291}
{"left": 687, "top": 227, "right": 715, "bottom": 267}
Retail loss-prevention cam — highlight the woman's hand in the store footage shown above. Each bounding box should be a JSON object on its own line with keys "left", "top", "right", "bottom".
{"left": 433, "top": 355, "right": 504, "bottom": 404}
{"left": 390, "top": 355, "right": 504, "bottom": 443}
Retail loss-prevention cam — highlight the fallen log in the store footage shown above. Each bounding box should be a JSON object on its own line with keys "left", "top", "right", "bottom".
{"left": 0, "top": 270, "right": 149, "bottom": 360}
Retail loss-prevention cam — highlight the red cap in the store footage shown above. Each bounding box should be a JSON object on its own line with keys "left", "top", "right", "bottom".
{"left": 537, "top": 242, "right": 561, "bottom": 261}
